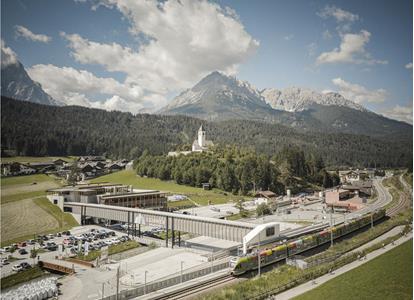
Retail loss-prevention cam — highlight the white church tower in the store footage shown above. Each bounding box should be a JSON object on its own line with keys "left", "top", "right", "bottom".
{"left": 191, "top": 125, "right": 213, "bottom": 152}
{"left": 197, "top": 125, "right": 206, "bottom": 148}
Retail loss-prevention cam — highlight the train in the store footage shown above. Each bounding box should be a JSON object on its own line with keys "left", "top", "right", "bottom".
{"left": 230, "top": 209, "right": 386, "bottom": 275}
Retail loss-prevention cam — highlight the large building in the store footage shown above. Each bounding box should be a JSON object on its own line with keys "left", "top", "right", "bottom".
{"left": 47, "top": 183, "right": 167, "bottom": 211}
{"left": 338, "top": 169, "right": 375, "bottom": 183}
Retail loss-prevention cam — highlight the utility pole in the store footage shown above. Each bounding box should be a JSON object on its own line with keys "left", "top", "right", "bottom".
{"left": 181, "top": 261, "right": 184, "bottom": 283}
{"left": 211, "top": 249, "right": 213, "bottom": 273}
{"left": 101, "top": 283, "right": 105, "bottom": 300}
{"left": 116, "top": 266, "right": 120, "bottom": 300}
{"left": 144, "top": 270, "right": 148, "bottom": 294}
{"left": 258, "top": 234, "right": 261, "bottom": 277}
{"left": 371, "top": 209, "right": 374, "bottom": 229}
{"left": 330, "top": 210, "right": 333, "bottom": 247}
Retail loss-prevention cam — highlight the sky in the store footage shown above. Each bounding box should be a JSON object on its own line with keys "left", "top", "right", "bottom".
{"left": 1, "top": 0, "right": 413, "bottom": 123}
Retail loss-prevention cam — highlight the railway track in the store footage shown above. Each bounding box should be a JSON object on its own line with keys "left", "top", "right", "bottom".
{"left": 154, "top": 274, "right": 237, "bottom": 300}
{"left": 151, "top": 176, "right": 409, "bottom": 300}
{"left": 386, "top": 175, "right": 412, "bottom": 217}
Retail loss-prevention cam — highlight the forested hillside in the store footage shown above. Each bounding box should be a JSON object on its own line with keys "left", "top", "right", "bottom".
{"left": 1, "top": 97, "right": 412, "bottom": 168}
{"left": 136, "top": 146, "right": 340, "bottom": 195}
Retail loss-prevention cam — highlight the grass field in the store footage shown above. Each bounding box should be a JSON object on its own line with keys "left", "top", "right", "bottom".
{"left": 1, "top": 174, "right": 63, "bottom": 204}
{"left": 1, "top": 156, "right": 75, "bottom": 163}
{"left": 1, "top": 173, "right": 77, "bottom": 246}
{"left": 1, "top": 198, "right": 59, "bottom": 245}
{"left": 294, "top": 240, "right": 413, "bottom": 300}
{"left": 91, "top": 170, "right": 247, "bottom": 206}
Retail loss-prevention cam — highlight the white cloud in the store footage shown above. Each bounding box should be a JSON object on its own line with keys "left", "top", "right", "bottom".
{"left": 27, "top": 64, "right": 149, "bottom": 113}
{"left": 332, "top": 77, "right": 387, "bottom": 104}
{"left": 15, "top": 25, "right": 51, "bottom": 43}
{"left": 1, "top": 39, "right": 18, "bottom": 68}
{"left": 60, "top": 0, "right": 258, "bottom": 110}
{"left": 318, "top": 5, "right": 359, "bottom": 23}
{"left": 405, "top": 62, "right": 413, "bottom": 69}
{"left": 316, "top": 30, "right": 387, "bottom": 65}
{"left": 91, "top": 95, "right": 146, "bottom": 113}
{"left": 283, "top": 34, "right": 294, "bottom": 41}
{"left": 382, "top": 105, "right": 413, "bottom": 124}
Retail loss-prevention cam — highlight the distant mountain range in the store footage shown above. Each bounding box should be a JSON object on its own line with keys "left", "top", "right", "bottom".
{"left": 1, "top": 61, "right": 411, "bottom": 139}
{"left": 261, "top": 87, "right": 366, "bottom": 112}
{"left": 160, "top": 71, "right": 411, "bottom": 137}
{"left": 1, "top": 56, "right": 61, "bottom": 106}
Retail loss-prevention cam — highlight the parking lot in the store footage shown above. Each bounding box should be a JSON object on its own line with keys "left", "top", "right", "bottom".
{"left": 0, "top": 225, "right": 129, "bottom": 278}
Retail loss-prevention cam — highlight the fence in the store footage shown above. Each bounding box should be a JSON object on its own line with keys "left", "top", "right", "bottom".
{"left": 102, "top": 259, "right": 230, "bottom": 300}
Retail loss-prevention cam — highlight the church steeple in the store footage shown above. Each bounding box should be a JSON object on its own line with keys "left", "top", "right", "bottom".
{"left": 198, "top": 125, "right": 206, "bottom": 147}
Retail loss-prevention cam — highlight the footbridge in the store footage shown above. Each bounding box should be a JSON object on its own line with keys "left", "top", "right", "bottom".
{"left": 64, "top": 202, "right": 256, "bottom": 247}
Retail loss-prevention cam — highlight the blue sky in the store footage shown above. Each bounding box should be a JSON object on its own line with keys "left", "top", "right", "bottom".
{"left": 1, "top": 0, "right": 412, "bottom": 123}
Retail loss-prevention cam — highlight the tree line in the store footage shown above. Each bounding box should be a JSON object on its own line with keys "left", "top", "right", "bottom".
{"left": 136, "top": 146, "right": 340, "bottom": 195}
{"left": 1, "top": 97, "right": 412, "bottom": 169}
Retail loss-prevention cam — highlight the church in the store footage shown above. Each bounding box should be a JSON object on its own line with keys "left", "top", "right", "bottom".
{"left": 191, "top": 125, "right": 214, "bottom": 152}
{"left": 168, "top": 125, "right": 214, "bottom": 156}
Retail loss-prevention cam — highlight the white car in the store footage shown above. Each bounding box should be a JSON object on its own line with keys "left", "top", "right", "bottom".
{"left": 111, "top": 238, "right": 120, "bottom": 245}
{"left": 12, "top": 264, "right": 23, "bottom": 272}
{"left": 104, "top": 240, "right": 113, "bottom": 246}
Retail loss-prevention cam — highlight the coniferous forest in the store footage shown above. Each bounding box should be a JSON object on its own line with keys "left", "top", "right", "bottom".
{"left": 136, "top": 146, "right": 340, "bottom": 195}
{"left": 1, "top": 97, "right": 412, "bottom": 169}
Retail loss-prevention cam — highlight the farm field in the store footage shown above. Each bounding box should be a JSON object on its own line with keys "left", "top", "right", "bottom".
{"left": 0, "top": 173, "right": 77, "bottom": 246}
{"left": 91, "top": 170, "right": 247, "bottom": 206}
{"left": 1, "top": 156, "right": 75, "bottom": 163}
{"left": 1, "top": 174, "right": 62, "bottom": 204}
{"left": 1, "top": 198, "right": 59, "bottom": 244}
{"left": 294, "top": 240, "right": 413, "bottom": 300}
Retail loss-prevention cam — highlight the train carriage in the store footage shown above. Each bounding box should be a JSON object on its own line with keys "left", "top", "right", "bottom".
{"left": 230, "top": 209, "right": 387, "bottom": 276}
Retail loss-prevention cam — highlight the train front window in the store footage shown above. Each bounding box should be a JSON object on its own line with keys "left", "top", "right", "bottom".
{"left": 266, "top": 227, "right": 275, "bottom": 237}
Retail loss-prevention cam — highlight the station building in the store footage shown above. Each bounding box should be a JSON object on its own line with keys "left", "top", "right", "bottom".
{"left": 47, "top": 182, "right": 167, "bottom": 211}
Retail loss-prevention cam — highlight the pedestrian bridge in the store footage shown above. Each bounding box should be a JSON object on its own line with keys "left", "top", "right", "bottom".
{"left": 64, "top": 202, "right": 256, "bottom": 246}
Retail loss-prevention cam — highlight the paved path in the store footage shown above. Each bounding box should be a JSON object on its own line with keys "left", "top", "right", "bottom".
{"left": 274, "top": 231, "right": 413, "bottom": 300}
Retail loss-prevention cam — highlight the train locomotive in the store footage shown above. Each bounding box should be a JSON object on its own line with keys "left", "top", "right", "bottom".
{"left": 230, "top": 209, "right": 386, "bottom": 275}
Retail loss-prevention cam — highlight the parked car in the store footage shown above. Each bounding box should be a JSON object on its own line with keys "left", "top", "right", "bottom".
{"left": 18, "top": 249, "right": 28, "bottom": 255}
{"left": 47, "top": 245, "right": 58, "bottom": 251}
{"left": 20, "top": 262, "right": 31, "bottom": 270}
{"left": 1, "top": 258, "right": 9, "bottom": 265}
{"left": 12, "top": 264, "right": 23, "bottom": 272}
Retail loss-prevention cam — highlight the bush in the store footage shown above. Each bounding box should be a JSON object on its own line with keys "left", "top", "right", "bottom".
{"left": 256, "top": 203, "right": 272, "bottom": 216}
{"left": 1, "top": 266, "right": 45, "bottom": 290}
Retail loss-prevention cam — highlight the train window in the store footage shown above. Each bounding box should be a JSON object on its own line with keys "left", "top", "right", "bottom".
{"left": 266, "top": 227, "right": 275, "bottom": 237}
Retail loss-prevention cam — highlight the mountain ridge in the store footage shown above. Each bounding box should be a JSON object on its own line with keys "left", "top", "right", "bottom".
{"left": 1, "top": 51, "right": 62, "bottom": 106}
{"left": 160, "top": 71, "right": 411, "bottom": 137}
